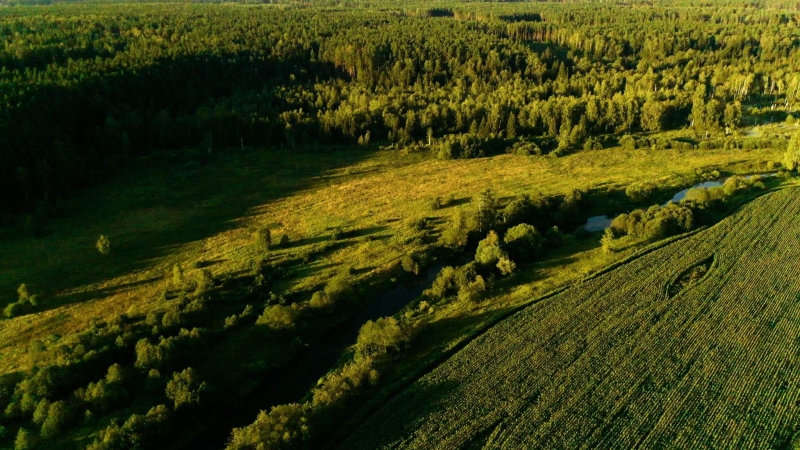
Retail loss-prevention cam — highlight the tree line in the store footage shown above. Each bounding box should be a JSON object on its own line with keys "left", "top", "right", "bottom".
{"left": 2, "top": 2, "right": 800, "bottom": 216}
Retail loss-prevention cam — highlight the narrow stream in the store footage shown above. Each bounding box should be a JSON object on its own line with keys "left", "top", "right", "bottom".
{"left": 582, "top": 173, "right": 777, "bottom": 232}
{"left": 195, "top": 264, "right": 444, "bottom": 449}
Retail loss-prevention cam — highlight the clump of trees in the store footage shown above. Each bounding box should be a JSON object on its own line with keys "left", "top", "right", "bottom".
{"left": 309, "top": 270, "right": 354, "bottom": 310}
{"left": 165, "top": 368, "right": 206, "bottom": 410}
{"left": 4, "top": 284, "right": 38, "bottom": 319}
{"left": 625, "top": 183, "right": 656, "bottom": 203}
{"left": 610, "top": 203, "right": 694, "bottom": 239}
{"left": 504, "top": 224, "right": 543, "bottom": 263}
{"left": 355, "top": 317, "right": 407, "bottom": 358}
{"left": 256, "top": 305, "right": 300, "bottom": 330}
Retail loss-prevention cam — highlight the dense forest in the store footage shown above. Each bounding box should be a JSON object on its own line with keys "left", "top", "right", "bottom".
{"left": 1, "top": 0, "right": 799, "bottom": 218}
{"left": 0, "top": 1, "right": 799, "bottom": 449}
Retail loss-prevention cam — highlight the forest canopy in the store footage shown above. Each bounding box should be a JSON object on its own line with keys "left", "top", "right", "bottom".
{"left": 1, "top": 1, "right": 799, "bottom": 215}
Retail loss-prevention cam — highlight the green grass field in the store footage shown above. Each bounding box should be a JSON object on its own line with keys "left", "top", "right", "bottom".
{"left": 340, "top": 186, "right": 800, "bottom": 449}
{"left": 0, "top": 142, "right": 780, "bottom": 375}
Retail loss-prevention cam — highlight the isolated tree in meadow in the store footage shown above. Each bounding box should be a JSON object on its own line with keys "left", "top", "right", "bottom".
{"left": 472, "top": 189, "right": 498, "bottom": 233}
{"left": 601, "top": 228, "right": 615, "bottom": 253}
{"left": 194, "top": 269, "right": 213, "bottom": 295}
{"left": 172, "top": 264, "right": 184, "bottom": 287}
{"left": 96, "top": 235, "right": 111, "bottom": 255}
{"left": 255, "top": 227, "right": 272, "bottom": 253}
{"left": 784, "top": 131, "right": 800, "bottom": 171}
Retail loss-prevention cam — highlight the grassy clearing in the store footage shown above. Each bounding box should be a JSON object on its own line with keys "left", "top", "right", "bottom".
{"left": 341, "top": 186, "right": 800, "bottom": 450}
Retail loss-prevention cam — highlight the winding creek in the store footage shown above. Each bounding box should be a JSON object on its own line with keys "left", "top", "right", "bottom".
{"left": 582, "top": 173, "right": 777, "bottom": 232}
{"left": 195, "top": 173, "right": 777, "bottom": 448}
{"left": 197, "top": 264, "right": 444, "bottom": 449}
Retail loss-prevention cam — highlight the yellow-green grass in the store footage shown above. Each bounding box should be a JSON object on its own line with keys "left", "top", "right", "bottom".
{"left": 0, "top": 141, "right": 781, "bottom": 374}
{"left": 341, "top": 186, "right": 800, "bottom": 450}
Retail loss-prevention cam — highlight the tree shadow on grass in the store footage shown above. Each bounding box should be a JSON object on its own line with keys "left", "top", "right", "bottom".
{"left": 440, "top": 196, "right": 471, "bottom": 209}
{"left": 49, "top": 276, "right": 164, "bottom": 308}
{"left": 7, "top": 146, "right": 380, "bottom": 312}
{"left": 346, "top": 225, "right": 389, "bottom": 238}
{"left": 282, "top": 234, "right": 331, "bottom": 250}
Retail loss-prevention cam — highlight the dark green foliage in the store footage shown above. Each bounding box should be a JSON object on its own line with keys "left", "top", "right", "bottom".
{"left": 323, "top": 272, "right": 353, "bottom": 305}
{"left": 74, "top": 364, "right": 128, "bottom": 412}
{"left": 582, "top": 138, "right": 603, "bottom": 151}
{"left": 165, "top": 368, "right": 206, "bottom": 410}
{"left": 440, "top": 209, "right": 469, "bottom": 249}
{"left": 611, "top": 203, "right": 694, "bottom": 239}
{"left": 4, "top": 284, "right": 38, "bottom": 319}
{"left": 475, "top": 231, "right": 507, "bottom": 268}
{"left": 40, "top": 400, "right": 72, "bottom": 438}
{"left": 355, "top": 317, "right": 407, "bottom": 358}
{"left": 502, "top": 193, "right": 550, "bottom": 229}
{"left": 543, "top": 226, "right": 564, "bottom": 249}
{"left": 625, "top": 182, "right": 656, "bottom": 203}
{"left": 504, "top": 224, "right": 542, "bottom": 263}
{"left": 434, "top": 134, "right": 503, "bottom": 160}
{"left": 470, "top": 189, "right": 498, "bottom": 233}
{"left": 401, "top": 255, "right": 421, "bottom": 275}
{"left": 457, "top": 273, "right": 488, "bottom": 303}
{"left": 256, "top": 305, "right": 300, "bottom": 330}
{"left": 96, "top": 235, "right": 111, "bottom": 256}
{"left": 2, "top": 2, "right": 799, "bottom": 448}
{"left": 406, "top": 217, "right": 427, "bottom": 233}
{"left": 784, "top": 131, "right": 800, "bottom": 171}
{"left": 254, "top": 228, "right": 272, "bottom": 253}
{"left": 14, "top": 428, "right": 32, "bottom": 450}
{"left": 134, "top": 328, "right": 205, "bottom": 371}
{"left": 86, "top": 404, "right": 171, "bottom": 450}
{"left": 555, "top": 189, "right": 586, "bottom": 223}
{"left": 227, "top": 403, "right": 309, "bottom": 450}
{"left": 424, "top": 263, "right": 482, "bottom": 301}
{"left": 1, "top": 1, "right": 797, "bottom": 217}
